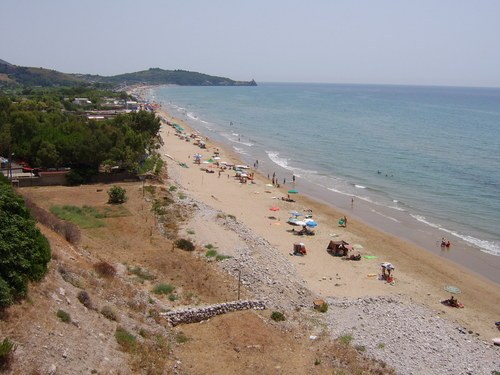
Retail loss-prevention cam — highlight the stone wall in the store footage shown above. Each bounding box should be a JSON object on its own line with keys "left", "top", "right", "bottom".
{"left": 161, "top": 300, "right": 265, "bottom": 326}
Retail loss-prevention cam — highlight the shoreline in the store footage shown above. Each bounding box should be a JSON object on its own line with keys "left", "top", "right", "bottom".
{"left": 153, "top": 106, "right": 499, "bottom": 335}
{"left": 132, "top": 86, "right": 500, "bottom": 340}
{"left": 146, "top": 85, "right": 500, "bottom": 285}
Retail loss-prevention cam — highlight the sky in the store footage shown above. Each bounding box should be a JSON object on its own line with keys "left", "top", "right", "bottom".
{"left": 1, "top": 0, "right": 500, "bottom": 87}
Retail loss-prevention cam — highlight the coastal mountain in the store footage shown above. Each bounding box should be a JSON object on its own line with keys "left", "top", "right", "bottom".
{"left": 0, "top": 59, "right": 256, "bottom": 87}
{"left": 0, "top": 59, "right": 85, "bottom": 87}
{"left": 99, "top": 68, "right": 257, "bottom": 86}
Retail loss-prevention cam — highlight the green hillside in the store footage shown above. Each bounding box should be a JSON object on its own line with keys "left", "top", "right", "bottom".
{"left": 0, "top": 59, "right": 256, "bottom": 87}
{"left": 0, "top": 61, "right": 86, "bottom": 87}
{"left": 101, "top": 68, "right": 256, "bottom": 86}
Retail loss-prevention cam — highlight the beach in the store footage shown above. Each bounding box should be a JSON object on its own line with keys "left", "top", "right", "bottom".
{"left": 132, "top": 90, "right": 500, "bottom": 372}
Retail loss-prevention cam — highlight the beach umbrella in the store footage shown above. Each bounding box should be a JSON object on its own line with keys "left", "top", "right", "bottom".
{"left": 294, "top": 220, "right": 306, "bottom": 226}
{"left": 266, "top": 184, "right": 274, "bottom": 187}
{"left": 289, "top": 210, "right": 302, "bottom": 216}
{"left": 288, "top": 189, "right": 299, "bottom": 194}
{"left": 444, "top": 285, "right": 461, "bottom": 294}
{"left": 207, "top": 158, "right": 215, "bottom": 163}
{"left": 214, "top": 156, "right": 221, "bottom": 160}
{"left": 269, "top": 207, "right": 280, "bottom": 211}
{"left": 287, "top": 217, "right": 299, "bottom": 225}
{"left": 381, "top": 262, "right": 395, "bottom": 270}
{"left": 306, "top": 221, "right": 318, "bottom": 228}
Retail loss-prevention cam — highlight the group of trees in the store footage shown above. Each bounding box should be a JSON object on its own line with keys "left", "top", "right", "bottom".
{"left": 0, "top": 175, "right": 51, "bottom": 308}
{"left": 0, "top": 90, "right": 161, "bottom": 182}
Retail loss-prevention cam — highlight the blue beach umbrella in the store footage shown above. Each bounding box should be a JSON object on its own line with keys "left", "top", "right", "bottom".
{"left": 288, "top": 189, "right": 299, "bottom": 194}
{"left": 306, "top": 221, "right": 318, "bottom": 228}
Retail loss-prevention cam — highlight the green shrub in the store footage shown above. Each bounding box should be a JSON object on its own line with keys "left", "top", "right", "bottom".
{"left": 355, "top": 345, "right": 366, "bottom": 352}
{"left": 0, "top": 181, "right": 51, "bottom": 307}
{"left": 0, "top": 337, "right": 16, "bottom": 370}
{"left": 205, "top": 249, "right": 217, "bottom": 258}
{"left": 56, "top": 309, "right": 71, "bottom": 323}
{"left": 204, "top": 244, "right": 216, "bottom": 250}
{"left": 377, "top": 342, "right": 385, "bottom": 349}
{"left": 168, "top": 294, "right": 178, "bottom": 301}
{"left": 215, "top": 254, "right": 232, "bottom": 261}
{"left": 107, "top": 186, "right": 127, "bottom": 204}
{"left": 318, "top": 302, "right": 328, "bottom": 313}
{"left": 101, "top": 305, "right": 118, "bottom": 321}
{"left": 115, "top": 326, "right": 136, "bottom": 351}
{"left": 338, "top": 334, "right": 353, "bottom": 346}
{"left": 152, "top": 283, "right": 176, "bottom": 295}
{"left": 270, "top": 311, "right": 286, "bottom": 322}
{"left": 176, "top": 332, "right": 189, "bottom": 343}
{"left": 175, "top": 238, "right": 195, "bottom": 251}
{"left": 128, "top": 266, "right": 155, "bottom": 281}
{"left": 169, "top": 185, "right": 177, "bottom": 192}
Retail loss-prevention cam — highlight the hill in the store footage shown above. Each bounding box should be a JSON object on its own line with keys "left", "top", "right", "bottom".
{"left": 100, "top": 67, "right": 257, "bottom": 86}
{"left": 0, "top": 61, "right": 86, "bottom": 87}
{"left": 0, "top": 59, "right": 256, "bottom": 87}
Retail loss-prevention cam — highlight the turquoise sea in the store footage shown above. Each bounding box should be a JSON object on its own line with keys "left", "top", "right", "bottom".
{"left": 149, "top": 83, "right": 500, "bottom": 283}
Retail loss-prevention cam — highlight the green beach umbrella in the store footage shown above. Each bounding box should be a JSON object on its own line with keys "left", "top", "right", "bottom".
{"left": 288, "top": 189, "right": 299, "bottom": 194}
{"left": 444, "top": 285, "right": 461, "bottom": 294}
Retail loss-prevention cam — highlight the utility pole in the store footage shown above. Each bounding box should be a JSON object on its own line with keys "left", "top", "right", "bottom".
{"left": 237, "top": 268, "right": 241, "bottom": 300}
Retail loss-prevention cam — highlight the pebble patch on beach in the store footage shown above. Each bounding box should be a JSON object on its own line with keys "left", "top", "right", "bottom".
{"left": 324, "top": 296, "right": 499, "bottom": 375}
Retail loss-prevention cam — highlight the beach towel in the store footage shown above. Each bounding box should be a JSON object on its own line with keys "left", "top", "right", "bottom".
{"left": 363, "top": 255, "right": 378, "bottom": 259}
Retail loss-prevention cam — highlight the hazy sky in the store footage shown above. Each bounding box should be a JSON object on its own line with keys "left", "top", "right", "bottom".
{"left": 2, "top": 0, "right": 500, "bottom": 87}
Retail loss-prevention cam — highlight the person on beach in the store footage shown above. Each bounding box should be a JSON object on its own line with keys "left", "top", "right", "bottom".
{"left": 343, "top": 216, "right": 347, "bottom": 227}
{"left": 351, "top": 197, "right": 354, "bottom": 207}
{"left": 293, "top": 175, "right": 296, "bottom": 183}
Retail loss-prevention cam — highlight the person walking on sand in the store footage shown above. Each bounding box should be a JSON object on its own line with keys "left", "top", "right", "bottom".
{"left": 343, "top": 216, "right": 348, "bottom": 227}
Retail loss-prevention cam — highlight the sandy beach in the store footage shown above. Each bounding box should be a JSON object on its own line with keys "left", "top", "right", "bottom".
{"left": 152, "top": 103, "right": 499, "bottom": 333}
{"left": 122, "top": 88, "right": 500, "bottom": 373}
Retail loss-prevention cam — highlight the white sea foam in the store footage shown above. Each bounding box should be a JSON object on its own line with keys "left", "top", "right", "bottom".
{"left": 370, "top": 208, "right": 400, "bottom": 222}
{"left": 187, "top": 112, "right": 198, "bottom": 120}
{"left": 267, "top": 151, "right": 290, "bottom": 170}
{"left": 410, "top": 214, "right": 500, "bottom": 256}
{"left": 233, "top": 146, "right": 249, "bottom": 155}
{"left": 355, "top": 184, "right": 367, "bottom": 189}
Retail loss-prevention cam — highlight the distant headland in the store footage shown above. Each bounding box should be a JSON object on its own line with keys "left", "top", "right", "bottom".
{"left": 0, "top": 59, "right": 257, "bottom": 87}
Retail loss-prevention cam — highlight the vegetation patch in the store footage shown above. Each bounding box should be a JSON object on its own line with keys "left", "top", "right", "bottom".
{"left": 128, "top": 266, "right": 155, "bottom": 281}
{"left": 50, "top": 205, "right": 106, "bottom": 228}
{"left": 115, "top": 326, "right": 137, "bottom": 352}
{"left": 152, "top": 283, "right": 175, "bottom": 296}
{"left": 338, "top": 334, "right": 353, "bottom": 346}
{"left": 0, "top": 178, "right": 51, "bottom": 308}
{"left": 0, "top": 338, "right": 16, "bottom": 370}
{"left": 77, "top": 290, "right": 93, "bottom": 309}
{"left": 175, "top": 332, "right": 189, "bottom": 344}
{"left": 270, "top": 311, "right": 286, "bottom": 322}
{"left": 108, "top": 186, "right": 127, "bottom": 204}
{"left": 101, "top": 305, "right": 119, "bottom": 321}
{"left": 175, "top": 238, "right": 195, "bottom": 251}
{"left": 205, "top": 249, "right": 218, "bottom": 258}
{"left": 56, "top": 309, "right": 71, "bottom": 323}
{"left": 94, "top": 261, "right": 116, "bottom": 278}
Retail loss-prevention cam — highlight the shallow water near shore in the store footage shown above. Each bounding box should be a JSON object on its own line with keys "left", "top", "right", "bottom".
{"left": 149, "top": 83, "right": 500, "bottom": 283}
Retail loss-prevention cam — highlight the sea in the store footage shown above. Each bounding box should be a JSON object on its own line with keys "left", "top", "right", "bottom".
{"left": 148, "top": 83, "right": 500, "bottom": 284}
